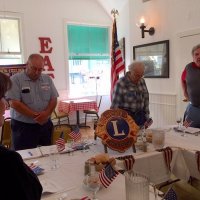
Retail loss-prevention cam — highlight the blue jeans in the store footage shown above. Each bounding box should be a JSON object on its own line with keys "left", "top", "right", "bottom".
{"left": 11, "top": 119, "right": 53, "bottom": 150}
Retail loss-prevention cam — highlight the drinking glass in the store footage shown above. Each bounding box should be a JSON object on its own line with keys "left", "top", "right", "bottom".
{"left": 85, "top": 171, "right": 101, "bottom": 200}
{"left": 152, "top": 129, "right": 165, "bottom": 150}
{"left": 66, "top": 139, "right": 74, "bottom": 155}
{"left": 176, "top": 117, "right": 182, "bottom": 130}
{"left": 49, "top": 146, "right": 60, "bottom": 170}
{"left": 82, "top": 136, "right": 89, "bottom": 153}
{"left": 125, "top": 171, "right": 149, "bottom": 200}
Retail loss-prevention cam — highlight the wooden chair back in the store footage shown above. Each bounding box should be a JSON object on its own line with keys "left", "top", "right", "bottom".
{"left": 51, "top": 124, "right": 72, "bottom": 145}
{"left": 1, "top": 118, "right": 12, "bottom": 148}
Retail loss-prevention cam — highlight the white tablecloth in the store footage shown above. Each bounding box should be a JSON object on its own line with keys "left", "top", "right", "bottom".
{"left": 17, "top": 127, "right": 200, "bottom": 199}
{"left": 19, "top": 145, "right": 162, "bottom": 200}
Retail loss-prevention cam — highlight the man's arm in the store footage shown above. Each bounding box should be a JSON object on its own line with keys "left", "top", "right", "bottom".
{"left": 9, "top": 100, "right": 39, "bottom": 118}
{"left": 181, "top": 68, "right": 189, "bottom": 101}
{"left": 34, "top": 97, "right": 57, "bottom": 124}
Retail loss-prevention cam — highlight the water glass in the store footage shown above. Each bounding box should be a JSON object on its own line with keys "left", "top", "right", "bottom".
{"left": 176, "top": 117, "right": 182, "bottom": 130}
{"left": 125, "top": 171, "right": 149, "bottom": 200}
{"left": 49, "top": 146, "right": 60, "bottom": 170}
{"left": 85, "top": 171, "right": 101, "bottom": 200}
{"left": 152, "top": 129, "right": 165, "bottom": 150}
{"left": 67, "top": 139, "right": 74, "bottom": 155}
{"left": 82, "top": 136, "right": 89, "bottom": 153}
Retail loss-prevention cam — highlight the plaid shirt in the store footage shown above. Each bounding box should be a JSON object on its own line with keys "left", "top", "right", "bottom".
{"left": 111, "top": 72, "right": 149, "bottom": 119}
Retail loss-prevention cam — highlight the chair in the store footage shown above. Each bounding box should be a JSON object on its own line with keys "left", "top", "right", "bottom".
{"left": 83, "top": 96, "right": 102, "bottom": 126}
{"left": 51, "top": 109, "right": 70, "bottom": 125}
{"left": 51, "top": 124, "right": 72, "bottom": 145}
{"left": 0, "top": 118, "right": 12, "bottom": 148}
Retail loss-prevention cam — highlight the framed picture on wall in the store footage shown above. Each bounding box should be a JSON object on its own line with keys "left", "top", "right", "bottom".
{"left": 133, "top": 40, "right": 169, "bottom": 78}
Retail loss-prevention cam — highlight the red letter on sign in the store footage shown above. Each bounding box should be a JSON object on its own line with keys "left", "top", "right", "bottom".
{"left": 43, "top": 56, "right": 54, "bottom": 71}
{"left": 39, "top": 37, "right": 53, "bottom": 53}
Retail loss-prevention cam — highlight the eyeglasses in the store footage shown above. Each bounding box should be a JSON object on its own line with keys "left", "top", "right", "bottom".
{"left": 30, "top": 66, "right": 43, "bottom": 73}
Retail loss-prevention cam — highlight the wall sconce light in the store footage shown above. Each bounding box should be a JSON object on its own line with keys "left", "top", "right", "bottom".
{"left": 139, "top": 17, "right": 155, "bottom": 38}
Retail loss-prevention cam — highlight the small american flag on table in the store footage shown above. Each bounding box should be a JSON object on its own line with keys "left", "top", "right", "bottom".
{"left": 99, "top": 163, "right": 119, "bottom": 188}
{"left": 183, "top": 118, "right": 192, "bottom": 128}
{"left": 69, "top": 126, "right": 81, "bottom": 142}
{"left": 163, "top": 187, "right": 177, "bottom": 200}
{"left": 80, "top": 197, "right": 91, "bottom": 200}
{"left": 55, "top": 132, "right": 65, "bottom": 152}
{"left": 144, "top": 118, "right": 153, "bottom": 129}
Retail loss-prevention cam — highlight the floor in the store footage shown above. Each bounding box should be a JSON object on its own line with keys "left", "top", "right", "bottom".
{"left": 63, "top": 120, "right": 200, "bottom": 200}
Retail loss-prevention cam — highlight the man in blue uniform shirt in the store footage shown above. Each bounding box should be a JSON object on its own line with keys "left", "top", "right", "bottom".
{"left": 7, "top": 54, "right": 59, "bottom": 150}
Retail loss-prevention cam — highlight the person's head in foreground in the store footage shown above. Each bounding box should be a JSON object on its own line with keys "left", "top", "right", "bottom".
{"left": 0, "top": 72, "right": 12, "bottom": 126}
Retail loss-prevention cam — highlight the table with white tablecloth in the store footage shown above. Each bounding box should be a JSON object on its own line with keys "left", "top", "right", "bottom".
{"left": 165, "top": 129, "right": 200, "bottom": 181}
{"left": 17, "top": 127, "right": 200, "bottom": 200}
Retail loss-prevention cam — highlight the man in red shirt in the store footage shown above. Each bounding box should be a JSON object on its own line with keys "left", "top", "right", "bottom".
{"left": 181, "top": 44, "right": 200, "bottom": 128}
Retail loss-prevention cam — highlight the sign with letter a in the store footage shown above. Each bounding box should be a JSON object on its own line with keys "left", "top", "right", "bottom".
{"left": 95, "top": 109, "right": 139, "bottom": 152}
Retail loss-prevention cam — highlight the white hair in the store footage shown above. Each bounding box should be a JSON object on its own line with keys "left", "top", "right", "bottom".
{"left": 128, "top": 60, "right": 144, "bottom": 72}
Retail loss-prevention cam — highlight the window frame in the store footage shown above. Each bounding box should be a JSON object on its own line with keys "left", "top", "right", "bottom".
{"left": 64, "top": 21, "right": 111, "bottom": 97}
{"left": 0, "top": 12, "right": 24, "bottom": 64}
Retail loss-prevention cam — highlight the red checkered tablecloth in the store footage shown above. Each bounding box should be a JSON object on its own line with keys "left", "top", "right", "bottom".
{"left": 58, "top": 98, "right": 98, "bottom": 115}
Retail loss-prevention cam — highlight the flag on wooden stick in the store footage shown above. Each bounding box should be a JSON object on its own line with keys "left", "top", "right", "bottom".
{"left": 110, "top": 18, "right": 125, "bottom": 100}
{"left": 55, "top": 132, "right": 65, "bottom": 152}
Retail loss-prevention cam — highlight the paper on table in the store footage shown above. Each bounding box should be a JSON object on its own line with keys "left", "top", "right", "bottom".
{"left": 18, "top": 146, "right": 51, "bottom": 160}
{"left": 174, "top": 126, "right": 200, "bottom": 134}
{"left": 40, "top": 179, "right": 63, "bottom": 194}
{"left": 18, "top": 148, "right": 42, "bottom": 160}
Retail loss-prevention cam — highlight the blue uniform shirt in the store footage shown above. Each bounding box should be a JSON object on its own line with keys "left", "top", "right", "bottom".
{"left": 6, "top": 71, "right": 59, "bottom": 123}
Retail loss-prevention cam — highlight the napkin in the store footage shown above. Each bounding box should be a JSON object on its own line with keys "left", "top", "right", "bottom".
{"left": 40, "top": 179, "right": 62, "bottom": 194}
{"left": 72, "top": 143, "right": 89, "bottom": 151}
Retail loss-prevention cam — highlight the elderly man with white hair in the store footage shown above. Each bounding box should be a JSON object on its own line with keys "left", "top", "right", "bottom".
{"left": 111, "top": 61, "right": 150, "bottom": 127}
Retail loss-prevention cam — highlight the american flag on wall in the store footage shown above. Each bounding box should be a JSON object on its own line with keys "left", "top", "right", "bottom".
{"left": 99, "top": 163, "right": 119, "bottom": 188}
{"left": 55, "top": 132, "right": 65, "bottom": 152}
{"left": 69, "top": 126, "right": 81, "bottom": 142}
{"left": 110, "top": 18, "right": 125, "bottom": 100}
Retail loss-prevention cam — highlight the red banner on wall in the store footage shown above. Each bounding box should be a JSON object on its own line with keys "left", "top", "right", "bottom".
{"left": 0, "top": 64, "right": 26, "bottom": 77}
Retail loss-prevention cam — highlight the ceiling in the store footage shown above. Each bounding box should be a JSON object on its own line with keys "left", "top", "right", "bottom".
{"left": 96, "top": 0, "right": 129, "bottom": 17}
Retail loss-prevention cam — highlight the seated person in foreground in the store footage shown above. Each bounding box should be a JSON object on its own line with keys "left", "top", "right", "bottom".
{"left": 0, "top": 72, "right": 42, "bottom": 200}
{"left": 111, "top": 61, "right": 150, "bottom": 127}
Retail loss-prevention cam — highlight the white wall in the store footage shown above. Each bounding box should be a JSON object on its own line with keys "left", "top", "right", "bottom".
{"left": 1, "top": 0, "right": 112, "bottom": 93}
{"left": 126, "top": 0, "right": 200, "bottom": 95}
{"left": 3, "top": 0, "right": 200, "bottom": 123}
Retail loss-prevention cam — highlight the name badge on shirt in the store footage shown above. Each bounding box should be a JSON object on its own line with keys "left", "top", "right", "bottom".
{"left": 21, "top": 87, "right": 30, "bottom": 93}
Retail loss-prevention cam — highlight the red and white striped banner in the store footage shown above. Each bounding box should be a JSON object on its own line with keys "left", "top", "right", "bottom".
{"left": 196, "top": 151, "right": 200, "bottom": 173}
{"left": 158, "top": 147, "right": 173, "bottom": 171}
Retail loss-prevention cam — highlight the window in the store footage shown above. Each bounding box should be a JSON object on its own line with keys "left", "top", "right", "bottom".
{"left": 0, "top": 16, "right": 23, "bottom": 65}
{"left": 67, "top": 24, "right": 110, "bottom": 97}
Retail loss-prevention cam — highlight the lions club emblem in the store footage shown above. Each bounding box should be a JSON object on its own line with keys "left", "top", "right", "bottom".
{"left": 95, "top": 109, "right": 139, "bottom": 152}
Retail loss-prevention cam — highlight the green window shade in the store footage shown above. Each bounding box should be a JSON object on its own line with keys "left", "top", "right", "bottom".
{"left": 67, "top": 25, "right": 109, "bottom": 60}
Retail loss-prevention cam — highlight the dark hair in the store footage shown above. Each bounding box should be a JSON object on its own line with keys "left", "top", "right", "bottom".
{"left": 0, "top": 72, "right": 12, "bottom": 99}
